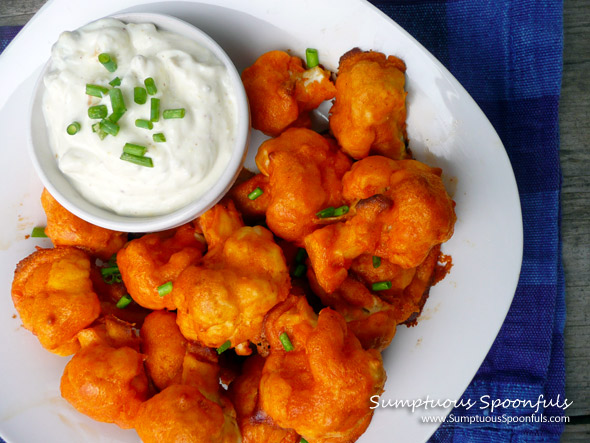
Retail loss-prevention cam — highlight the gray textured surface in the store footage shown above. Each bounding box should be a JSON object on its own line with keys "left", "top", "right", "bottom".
{"left": 1, "top": 0, "right": 588, "bottom": 439}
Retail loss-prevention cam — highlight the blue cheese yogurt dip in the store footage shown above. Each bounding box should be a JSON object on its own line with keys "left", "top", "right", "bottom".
{"left": 43, "top": 18, "right": 237, "bottom": 216}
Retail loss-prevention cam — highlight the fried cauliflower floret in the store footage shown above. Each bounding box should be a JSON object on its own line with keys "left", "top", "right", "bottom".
{"left": 198, "top": 199, "right": 244, "bottom": 251}
{"left": 255, "top": 127, "right": 352, "bottom": 245}
{"left": 228, "top": 172, "right": 271, "bottom": 223}
{"left": 307, "top": 247, "right": 440, "bottom": 351}
{"left": 117, "top": 223, "right": 205, "bottom": 310}
{"left": 351, "top": 247, "right": 440, "bottom": 325}
{"left": 140, "top": 310, "right": 189, "bottom": 390}
{"left": 76, "top": 315, "right": 141, "bottom": 351}
{"left": 41, "top": 189, "right": 126, "bottom": 260}
{"left": 228, "top": 355, "right": 299, "bottom": 443}
{"left": 140, "top": 310, "right": 220, "bottom": 395}
{"left": 135, "top": 384, "right": 241, "bottom": 443}
{"left": 242, "top": 50, "right": 336, "bottom": 136}
{"left": 174, "top": 201, "right": 290, "bottom": 353}
{"left": 137, "top": 310, "right": 241, "bottom": 442}
{"left": 329, "top": 49, "right": 409, "bottom": 159}
{"left": 11, "top": 247, "right": 100, "bottom": 356}
{"left": 259, "top": 296, "right": 385, "bottom": 443}
{"left": 305, "top": 156, "right": 456, "bottom": 293}
{"left": 60, "top": 342, "right": 149, "bottom": 429}
{"left": 307, "top": 267, "right": 398, "bottom": 351}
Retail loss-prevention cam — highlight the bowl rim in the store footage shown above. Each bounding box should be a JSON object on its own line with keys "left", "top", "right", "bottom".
{"left": 27, "top": 11, "right": 250, "bottom": 233}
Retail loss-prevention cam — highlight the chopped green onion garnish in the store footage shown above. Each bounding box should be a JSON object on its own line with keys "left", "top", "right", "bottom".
{"left": 109, "top": 88, "right": 127, "bottom": 117}
{"left": 116, "top": 294, "right": 132, "bottom": 309}
{"left": 157, "top": 281, "right": 173, "bottom": 297}
{"left": 98, "top": 53, "right": 117, "bottom": 72}
{"left": 163, "top": 108, "right": 185, "bottom": 119}
{"left": 101, "top": 265, "right": 122, "bottom": 284}
{"left": 144, "top": 77, "right": 157, "bottom": 95}
{"left": 295, "top": 248, "right": 307, "bottom": 263}
{"left": 372, "top": 281, "right": 392, "bottom": 291}
{"left": 217, "top": 340, "right": 231, "bottom": 354}
{"left": 153, "top": 132, "right": 166, "bottom": 143}
{"left": 100, "top": 266, "right": 120, "bottom": 277}
{"left": 135, "top": 119, "right": 153, "bottom": 130}
{"left": 66, "top": 121, "right": 81, "bottom": 135}
{"left": 108, "top": 110, "right": 125, "bottom": 124}
{"left": 316, "top": 206, "right": 335, "bottom": 218}
{"left": 92, "top": 122, "right": 107, "bottom": 140}
{"left": 248, "top": 187, "right": 263, "bottom": 200}
{"left": 86, "top": 84, "right": 109, "bottom": 98}
{"left": 99, "top": 119, "right": 119, "bottom": 136}
{"left": 333, "top": 205, "right": 349, "bottom": 216}
{"left": 106, "top": 253, "right": 117, "bottom": 267}
{"left": 31, "top": 226, "right": 47, "bottom": 238}
{"left": 123, "top": 143, "right": 147, "bottom": 157}
{"left": 293, "top": 263, "right": 306, "bottom": 278}
{"left": 279, "top": 332, "right": 294, "bottom": 351}
{"left": 306, "top": 48, "right": 319, "bottom": 69}
{"left": 88, "top": 105, "right": 108, "bottom": 119}
{"left": 120, "top": 152, "right": 153, "bottom": 168}
{"left": 372, "top": 256, "right": 381, "bottom": 268}
{"left": 134, "top": 87, "right": 147, "bottom": 104}
{"left": 300, "top": 439, "right": 309, "bottom": 443}
{"left": 150, "top": 98, "right": 160, "bottom": 122}
{"left": 109, "top": 77, "right": 122, "bottom": 87}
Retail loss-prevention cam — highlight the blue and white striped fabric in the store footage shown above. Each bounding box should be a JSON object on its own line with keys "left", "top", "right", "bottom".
{"left": 370, "top": 1, "right": 565, "bottom": 441}
{"left": 0, "top": 0, "right": 565, "bottom": 441}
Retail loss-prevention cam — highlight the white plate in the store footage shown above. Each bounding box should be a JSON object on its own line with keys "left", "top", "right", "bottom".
{"left": 0, "top": 1, "right": 523, "bottom": 442}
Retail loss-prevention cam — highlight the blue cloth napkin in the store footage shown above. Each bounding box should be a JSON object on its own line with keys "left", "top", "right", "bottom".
{"left": 1, "top": 0, "right": 565, "bottom": 441}
{"left": 370, "top": 0, "right": 565, "bottom": 441}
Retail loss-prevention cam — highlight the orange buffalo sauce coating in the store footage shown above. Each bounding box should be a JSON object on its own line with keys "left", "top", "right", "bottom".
{"left": 41, "top": 189, "right": 126, "bottom": 260}
{"left": 135, "top": 384, "right": 241, "bottom": 443}
{"left": 305, "top": 156, "right": 456, "bottom": 293}
{"left": 307, "top": 245, "right": 441, "bottom": 350}
{"left": 255, "top": 127, "right": 352, "bottom": 245}
{"left": 330, "top": 49, "right": 409, "bottom": 160}
{"left": 140, "top": 310, "right": 220, "bottom": 396}
{"left": 173, "top": 201, "right": 290, "bottom": 353}
{"left": 60, "top": 342, "right": 149, "bottom": 429}
{"left": 116, "top": 223, "right": 205, "bottom": 310}
{"left": 228, "top": 172, "right": 271, "bottom": 223}
{"left": 259, "top": 296, "right": 385, "bottom": 443}
{"left": 11, "top": 246, "right": 100, "bottom": 356}
{"left": 228, "top": 354, "right": 300, "bottom": 443}
{"left": 242, "top": 50, "right": 336, "bottom": 136}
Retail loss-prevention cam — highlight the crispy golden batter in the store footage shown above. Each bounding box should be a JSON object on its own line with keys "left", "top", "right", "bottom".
{"left": 141, "top": 310, "right": 189, "bottom": 390}
{"left": 228, "top": 355, "right": 299, "bottom": 443}
{"left": 307, "top": 267, "right": 398, "bottom": 351}
{"left": 228, "top": 172, "right": 271, "bottom": 223}
{"left": 308, "top": 247, "right": 440, "bottom": 351}
{"left": 117, "top": 223, "right": 205, "bottom": 310}
{"left": 76, "top": 315, "right": 141, "bottom": 351}
{"left": 305, "top": 156, "right": 456, "bottom": 293}
{"left": 352, "top": 247, "right": 440, "bottom": 325}
{"left": 140, "top": 310, "right": 220, "bottom": 396}
{"left": 329, "top": 49, "right": 409, "bottom": 159}
{"left": 242, "top": 50, "right": 336, "bottom": 136}
{"left": 198, "top": 199, "right": 244, "bottom": 251}
{"left": 41, "top": 189, "right": 126, "bottom": 260}
{"left": 60, "top": 342, "right": 148, "bottom": 429}
{"left": 174, "top": 203, "right": 290, "bottom": 353}
{"left": 135, "top": 384, "right": 241, "bottom": 443}
{"left": 259, "top": 296, "right": 385, "bottom": 443}
{"left": 255, "top": 127, "right": 352, "bottom": 245}
{"left": 90, "top": 265, "right": 151, "bottom": 327}
{"left": 11, "top": 247, "right": 101, "bottom": 356}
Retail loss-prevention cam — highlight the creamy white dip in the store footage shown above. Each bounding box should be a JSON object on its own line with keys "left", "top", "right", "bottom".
{"left": 43, "top": 18, "right": 237, "bottom": 216}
